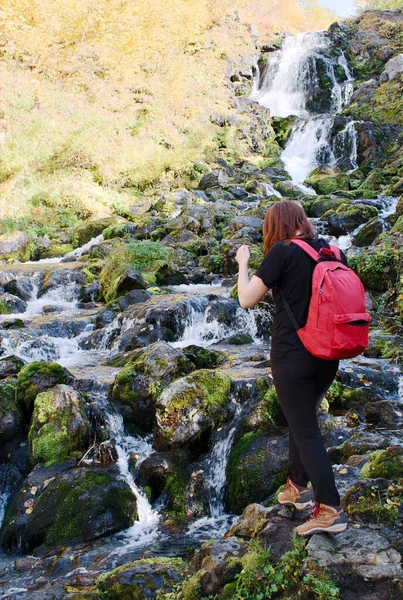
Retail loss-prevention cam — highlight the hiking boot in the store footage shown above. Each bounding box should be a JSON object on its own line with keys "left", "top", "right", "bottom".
{"left": 278, "top": 477, "right": 313, "bottom": 510}
{"left": 295, "top": 500, "right": 348, "bottom": 536}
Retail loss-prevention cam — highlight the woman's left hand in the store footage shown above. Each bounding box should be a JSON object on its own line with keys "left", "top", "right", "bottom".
{"left": 235, "top": 245, "right": 250, "bottom": 266}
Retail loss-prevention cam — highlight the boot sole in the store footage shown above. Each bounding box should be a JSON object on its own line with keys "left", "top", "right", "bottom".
{"left": 278, "top": 499, "right": 313, "bottom": 510}
{"left": 296, "top": 522, "right": 348, "bottom": 536}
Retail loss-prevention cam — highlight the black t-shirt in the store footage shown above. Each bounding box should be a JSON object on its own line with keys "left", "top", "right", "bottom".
{"left": 254, "top": 238, "right": 348, "bottom": 363}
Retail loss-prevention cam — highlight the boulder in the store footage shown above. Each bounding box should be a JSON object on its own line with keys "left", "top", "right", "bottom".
{"left": 0, "top": 463, "right": 138, "bottom": 552}
{"left": 182, "top": 346, "right": 226, "bottom": 370}
{"left": 305, "top": 167, "right": 350, "bottom": 195}
{"left": 3, "top": 279, "right": 33, "bottom": 301}
{"left": 322, "top": 202, "right": 378, "bottom": 236}
{"left": 182, "top": 538, "right": 248, "bottom": 598}
{"left": 154, "top": 370, "right": 233, "bottom": 452}
{"left": 353, "top": 218, "right": 383, "bottom": 247}
{"left": 230, "top": 216, "right": 263, "bottom": 232}
{"left": 18, "top": 361, "right": 75, "bottom": 411}
{"left": 0, "top": 378, "right": 23, "bottom": 443}
{"left": 342, "top": 478, "right": 400, "bottom": 524}
{"left": 73, "top": 217, "right": 119, "bottom": 247}
{"left": 28, "top": 384, "right": 90, "bottom": 467}
{"left": 115, "top": 268, "right": 147, "bottom": 296}
{"left": 154, "top": 263, "right": 187, "bottom": 285}
{"left": 0, "top": 355, "right": 26, "bottom": 379}
{"left": 96, "top": 558, "right": 186, "bottom": 599}
{"left": 304, "top": 529, "right": 403, "bottom": 580}
{"left": 231, "top": 226, "right": 263, "bottom": 243}
{"left": 360, "top": 446, "right": 403, "bottom": 480}
{"left": 384, "top": 53, "right": 403, "bottom": 81}
{"left": 110, "top": 341, "right": 194, "bottom": 431}
{"left": 274, "top": 180, "right": 303, "bottom": 198}
{"left": 38, "top": 269, "right": 85, "bottom": 298}
{"left": 198, "top": 170, "right": 229, "bottom": 190}
{"left": 0, "top": 231, "right": 31, "bottom": 260}
{"left": 226, "top": 431, "right": 288, "bottom": 514}
{"left": 0, "top": 293, "right": 27, "bottom": 314}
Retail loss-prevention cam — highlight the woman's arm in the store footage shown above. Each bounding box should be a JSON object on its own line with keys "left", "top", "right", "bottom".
{"left": 236, "top": 245, "right": 269, "bottom": 309}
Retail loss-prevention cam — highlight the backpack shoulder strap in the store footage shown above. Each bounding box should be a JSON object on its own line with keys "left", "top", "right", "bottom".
{"left": 330, "top": 244, "right": 342, "bottom": 261}
{"left": 290, "top": 238, "right": 320, "bottom": 262}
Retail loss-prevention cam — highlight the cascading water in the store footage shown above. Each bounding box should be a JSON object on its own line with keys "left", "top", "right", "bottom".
{"left": 252, "top": 31, "right": 358, "bottom": 183}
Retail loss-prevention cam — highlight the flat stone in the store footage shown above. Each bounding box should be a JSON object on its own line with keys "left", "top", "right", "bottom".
{"left": 304, "top": 529, "right": 403, "bottom": 580}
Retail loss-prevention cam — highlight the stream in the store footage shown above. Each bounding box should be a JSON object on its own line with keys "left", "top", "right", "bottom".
{"left": 0, "top": 27, "right": 402, "bottom": 599}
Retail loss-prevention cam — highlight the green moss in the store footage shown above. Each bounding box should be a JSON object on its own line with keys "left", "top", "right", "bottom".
{"left": 256, "top": 380, "right": 284, "bottom": 426}
{"left": 18, "top": 361, "right": 70, "bottom": 408}
{"left": 28, "top": 387, "right": 90, "bottom": 466}
{"left": 39, "top": 243, "right": 74, "bottom": 259}
{"left": 360, "top": 447, "right": 403, "bottom": 480}
{"left": 305, "top": 169, "right": 350, "bottom": 195}
{"left": 41, "top": 471, "right": 137, "bottom": 546}
{"left": 178, "top": 370, "right": 232, "bottom": 414}
{"left": 344, "top": 481, "right": 402, "bottom": 524}
{"left": 0, "top": 299, "right": 10, "bottom": 314}
{"left": 349, "top": 247, "right": 399, "bottom": 292}
{"left": 226, "top": 431, "right": 265, "bottom": 514}
{"left": 99, "top": 240, "right": 177, "bottom": 302}
{"left": 347, "top": 80, "right": 403, "bottom": 126}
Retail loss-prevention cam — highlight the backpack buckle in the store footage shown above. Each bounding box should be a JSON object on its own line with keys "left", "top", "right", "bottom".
{"left": 319, "top": 248, "right": 334, "bottom": 257}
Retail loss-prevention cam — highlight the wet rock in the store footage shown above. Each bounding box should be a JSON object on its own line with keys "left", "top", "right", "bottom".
{"left": 0, "top": 318, "right": 25, "bottom": 329}
{"left": 323, "top": 202, "right": 378, "bottom": 236}
{"left": 183, "top": 537, "right": 247, "bottom": 598}
{"left": 0, "top": 463, "right": 138, "bottom": 553}
{"left": 226, "top": 432, "right": 288, "bottom": 514}
{"left": 353, "top": 217, "right": 383, "bottom": 247}
{"left": 110, "top": 341, "right": 194, "bottom": 432}
{"left": 0, "top": 293, "right": 27, "bottom": 314}
{"left": 154, "top": 370, "right": 233, "bottom": 453}
{"left": 342, "top": 431, "right": 392, "bottom": 460}
{"left": 0, "top": 437, "right": 31, "bottom": 476}
{"left": 0, "top": 231, "right": 31, "bottom": 260}
{"left": 384, "top": 53, "right": 403, "bottom": 81}
{"left": 115, "top": 268, "right": 147, "bottom": 296}
{"left": 3, "top": 279, "right": 33, "bottom": 301}
{"left": 18, "top": 361, "right": 75, "bottom": 411}
{"left": 38, "top": 269, "right": 85, "bottom": 298}
{"left": 0, "top": 378, "right": 23, "bottom": 443}
{"left": 138, "top": 451, "right": 190, "bottom": 521}
{"left": 304, "top": 528, "right": 403, "bottom": 580}
{"left": 29, "top": 384, "right": 90, "bottom": 467}
{"left": 182, "top": 346, "right": 226, "bottom": 370}
{"left": 117, "top": 289, "right": 152, "bottom": 311}
{"left": 0, "top": 355, "right": 26, "bottom": 379}
{"left": 355, "top": 121, "right": 380, "bottom": 165}
{"left": 96, "top": 557, "right": 186, "bottom": 599}
{"left": 304, "top": 195, "right": 346, "bottom": 217}
{"left": 94, "top": 307, "right": 119, "bottom": 329}
{"left": 274, "top": 180, "right": 303, "bottom": 197}
{"left": 79, "top": 280, "right": 100, "bottom": 303}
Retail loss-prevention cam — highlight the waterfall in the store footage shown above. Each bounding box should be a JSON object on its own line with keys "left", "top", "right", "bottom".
{"left": 253, "top": 31, "right": 358, "bottom": 183}
{"left": 106, "top": 411, "right": 161, "bottom": 551}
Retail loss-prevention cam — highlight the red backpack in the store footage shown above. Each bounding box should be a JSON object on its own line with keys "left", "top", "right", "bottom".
{"left": 280, "top": 239, "right": 371, "bottom": 360}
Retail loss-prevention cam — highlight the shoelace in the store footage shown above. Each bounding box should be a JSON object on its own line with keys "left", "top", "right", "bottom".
{"left": 307, "top": 500, "right": 325, "bottom": 521}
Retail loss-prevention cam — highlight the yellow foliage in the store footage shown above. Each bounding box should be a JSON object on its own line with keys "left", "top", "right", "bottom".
{"left": 0, "top": 0, "right": 334, "bottom": 220}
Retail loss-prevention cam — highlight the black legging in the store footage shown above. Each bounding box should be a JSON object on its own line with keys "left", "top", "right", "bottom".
{"left": 271, "top": 352, "right": 340, "bottom": 506}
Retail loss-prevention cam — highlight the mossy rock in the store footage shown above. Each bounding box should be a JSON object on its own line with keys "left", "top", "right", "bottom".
{"left": 0, "top": 378, "right": 24, "bottom": 443}
{"left": 28, "top": 384, "right": 90, "bottom": 467}
{"left": 353, "top": 217, "right": 383, "bottom": 247}
{"left": 110, "top": 341, "right": 194, "bottom": 432}
{"left": 304, "top": 196, "right": 347, "bottom": 218}
{"left": 0, "top": 355, "right": 26, "bottom": 379}
{"left": 182, "top": 346, "right": 226, "bottom": 370}
{"left": 343, "top": 478, "right": 402, "bottom": 524}
{"left": 271, "top": 116, "right": 297, "bottom": 148}
{"left": 154, "top": 370, "right": 232, "bottom": 453}
{"left": 72, "top": 217, "right": 119, "bottom": 248}
{"left": 96, "top": 557, "right": 186, "bottom": 600}
{"left": 305, "top": 167, "right": 350, "bottom": 195}
{"left": 0, "top": 465, "right": 138, "bottom": 552}
{"left": 360, "top": 447, "right": 403, "bottom": 480}
{"left": 322, "top": 202, "right": 378, "bottom": 236}
{"left": 349, "top": 247, "right": 399, "bottom": 292}
{"left": 39, "top": 243, "right": 74, "bottom": 260}
{"left": 226, "top": 431, "right": 288, "bottom": 514}
{"left": 18, "top": 361, "right": 74, "bottom": 411}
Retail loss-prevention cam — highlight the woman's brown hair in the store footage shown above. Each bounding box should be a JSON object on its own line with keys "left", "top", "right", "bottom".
{"left": 263, "top": 200, "right": 314, "bottom": 254}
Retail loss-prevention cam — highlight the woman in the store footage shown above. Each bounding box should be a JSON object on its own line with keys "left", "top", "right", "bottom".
{"left": 235, "top": 200, "right": 347, "bottom": 535}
